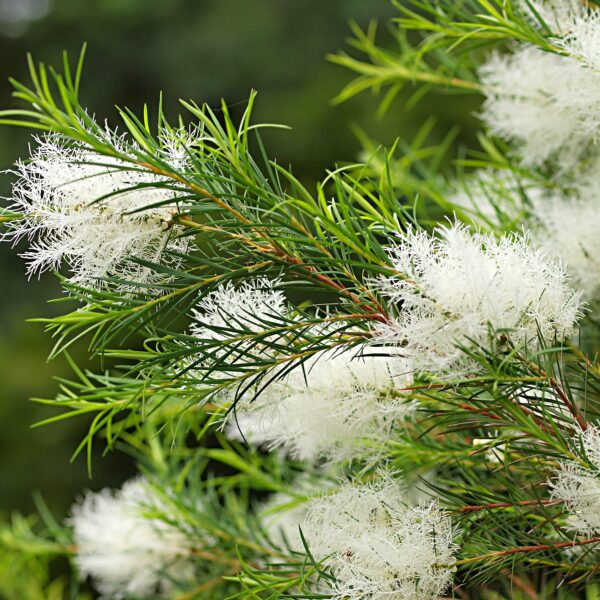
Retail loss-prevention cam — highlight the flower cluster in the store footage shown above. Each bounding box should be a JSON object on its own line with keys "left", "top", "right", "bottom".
{"left": 69, "top": 478, "right": 195, "bottom": 599}
{"left": 555, "top": 9, "right": 600, "bottom": 70}
{"left": 189, "top": 278, "right": 288, "bottom": 364}
{"left": 550, "top": 427, "right": 600, "bottom": 536}
{"left": 373, "top": 224, "right": 581, "bottom": 373}
{"left": 525, "top": 0, "right": 585, "bottom": 33}
{"left": 531, "top": 188, "right": 600, "bottom": 299}
{"left": 3, "top": 135, "right": 192, "bottom": 291}
{"left": 479, "top": 46, "right": 600, "bottom": 169}
{"left": 185, "top": 277, "right": 291, "bottom": 396}
{"left": 230, "top": 347, "right": 415, "bottom": 462}
{"left": 302, "top": 475, "right": 458, "bottom": 600}
{"left": 188, "top": 279, "right": 415, "bottom": 461}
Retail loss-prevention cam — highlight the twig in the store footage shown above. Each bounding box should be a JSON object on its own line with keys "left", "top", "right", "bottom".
{"left": 458, "top": 499, "right": 562, "bottom": 514}
{"left": 457, "top": 536, "right": 600, "bottom": 565}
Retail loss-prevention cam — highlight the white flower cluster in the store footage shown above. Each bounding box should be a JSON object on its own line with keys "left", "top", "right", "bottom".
{"left": 302, "top": 475, "right": 458, "bottom": 600}
{"left": 556, "top": 9, "right": 600, "bottom": 69}
{"left": 478, "top": 2, "right": 600, "bottom": 169}
{"left": 525, "top": 0, "right": 585, "bottom": 33}
{"left": 69, "top": 478, "right": 194, "bottom": 599}
{"left": 374, "top": 224, "right": 581, "bottom": 373}
{"left": 550, "top": 426, "right": 600, "bottom": 536}
{"left": 186, "top": 278, "right": 289, "bottom": 386}
{"left": 189, "top": 278, "right": 287, "bottom": 352}
{"left": 3, "top": 134, "right": 192, "bottom": 291}
{"left": 447, "top": 166, "right": 600, "bottom": 302}
{"left": 530, "top": 186, "right": 600, "bottom": 299}
{"left": 230, "top": 347, "right": 415, "bottom": 462}
{"left": 189, "top": 279, "right": 414, "bottom": 462}
{"left": 479, "top": 45, "right": 600, "bottom": 169}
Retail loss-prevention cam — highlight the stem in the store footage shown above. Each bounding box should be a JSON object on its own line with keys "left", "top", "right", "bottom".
{"left": 524, "top": 359, "right": 588, "bottom": 431}
{"left": 457, "top": 402, "right": 503, "bottom": 423}
{"left": 458, "top": 499, "right": 562, "bottom": 514}
{"left": 141, "top": 161, "right": 252, "bottom": 225}
{"left": 548, "top": 376, "right": 587, "bottom": 431}
{"left": 502, "top": 570, "right": 539, "bottom": 600}
{"left": 329, "top": 55, "right": 482, "bottom": 92}
{"left": 457, "top": 536, "right": 600, "bottom": 566}
{"left": 176, "top": 217, "right": 388, "bottom": 323}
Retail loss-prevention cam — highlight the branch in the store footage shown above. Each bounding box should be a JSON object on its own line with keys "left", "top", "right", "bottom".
{"left": 458, "top": 499, "right": 562, "bottom": 514}
{"left": 457, "top": 536, "right": 600, "bottom": 566}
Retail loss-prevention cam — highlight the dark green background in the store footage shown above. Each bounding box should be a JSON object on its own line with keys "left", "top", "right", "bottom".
{"left": 0, "top": 0, "right": 474, "bottom": 519}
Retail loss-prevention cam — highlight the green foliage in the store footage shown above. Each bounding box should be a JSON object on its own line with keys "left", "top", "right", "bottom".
{"left": 3, "top": 1, "right": 600, "bottom": 598}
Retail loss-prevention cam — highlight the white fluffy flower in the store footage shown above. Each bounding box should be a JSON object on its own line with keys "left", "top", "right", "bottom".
{"left": 550, "top": 426, "right": 600, "bottom": 536}
{"left": 555, "top": 10, "right": 600, "bottom": 70}
{"left": 374, "top": 224, "right": 581, "bottom": 374}
{"left": 3, "top": 135, "right": 192, "bottom": 290}
{"left": 69, "top": 478, "right": 194, "bottom": 599}
{"left": 190, "top": 278, "right": 287, "bottom": 347}
{"left": 187, "top": 278, "right": 289, "bottom": 385}
{"left": 302, "top": 476, "right": 458, "bottom": 600}
{"left": 531, "top": 190, "right": 600, "bottom": 298}
{"left": 228, "top": 347, "right": 414, "bottom": 462}
{"left": 479, "top": 46, "right": 600, "bottom": 168}
{"left": 525, "top": 0, "right": 586, "bottom": 33}
{"left": 188, "top": 279, "right": 414, "bottom": 462}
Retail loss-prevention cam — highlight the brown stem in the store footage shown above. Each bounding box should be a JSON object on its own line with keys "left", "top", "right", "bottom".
{"left": 141, "top": 161, "right": 252, "bottom": 225}
{"left": 525, "top": 359, "right": 588, "bottom": 431}
{"left": 190, "top": 548, "right": 242, "bottom": 568}
{"left": 175, "top": 217, "right": 388, "bottom": 323}
{"left": 458, "top": 402, "right": 503, "bottom": 423}
{"left": 457, "top": 536, "right": 600, "bottom": 565}
{"left": 458, "top": 499, "right": 562, "bottom": 514}
{"left": 502, "top": 570, "right": 539, "bottom": 600}
{"left": 549, "top": 376, "right": 587, "bottom": 431}
{"left": 140, "top": 160, "right": 390, "bottom": 322}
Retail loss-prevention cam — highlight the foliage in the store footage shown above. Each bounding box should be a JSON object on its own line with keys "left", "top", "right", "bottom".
{"left": 3, "top": 0, "right": 600, "bottom": 598}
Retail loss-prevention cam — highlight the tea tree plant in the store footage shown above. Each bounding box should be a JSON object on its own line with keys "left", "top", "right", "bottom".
{"left": 3, "top": 1, "right": 600, "bottom": 598}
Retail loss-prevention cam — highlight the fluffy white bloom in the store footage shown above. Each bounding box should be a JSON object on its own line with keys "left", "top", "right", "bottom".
{"left": 302, "top": 476, "right": 458, "bottom": 600}
{"left": 550, "top": 426, "right": 600, "bottom": 536}
{"left": 531, "top": 190, "right": 600, "bottom": 298}
{"left": 374, "top": 224, "right": 581, "bottom": 374}
{"left": 187, "top": 278, "right": 289, "bottom": 385}
{"left": 190, "top": 278, "right": 287, "bottom": 346}
{"left": 228, "top": 348, "right": 414, "bottom": 462}
{"left": 69, "top": 478, "right": 194, "bottom": 599}
{"left": 188, "top": 279, "right": 414, "bottom": 462}
{"left": 479, "top": 46, "right": 600, "bottom": 169}
{"left": 555, "top": 10, "right": 600, "bottom": 69}
{"left": 3, "top": 135, "right": 192, "bottom": 290}
{"left": 525, "top": 0, "right": 586, "bottom": 33}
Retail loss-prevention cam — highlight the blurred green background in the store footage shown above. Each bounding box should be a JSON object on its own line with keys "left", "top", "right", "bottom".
{"left": 0, "top": 0, "right": 477, "bottom": 520}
